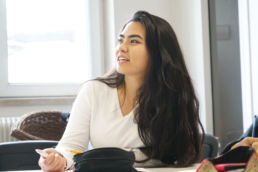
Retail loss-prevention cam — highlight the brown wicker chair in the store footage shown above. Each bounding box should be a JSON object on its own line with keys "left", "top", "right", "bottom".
{"left": 11, "top": 111, "right": 67, "bottom": 141}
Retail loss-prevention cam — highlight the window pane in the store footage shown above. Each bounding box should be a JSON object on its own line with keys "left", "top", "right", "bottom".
{"left": 6, "top": 0, "right": 90, "bottom": 84}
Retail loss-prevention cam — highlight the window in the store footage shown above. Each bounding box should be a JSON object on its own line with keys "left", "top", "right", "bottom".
{"left": 0, "top": 0, "right": 104, "bottom": 97}
{"left": 238, "top": 0, "right": 258, "bottom": 130}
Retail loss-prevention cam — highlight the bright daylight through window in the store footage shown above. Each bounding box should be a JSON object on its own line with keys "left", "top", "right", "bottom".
{"left": 6, "top": 0, "right": 90, "bottom": 84}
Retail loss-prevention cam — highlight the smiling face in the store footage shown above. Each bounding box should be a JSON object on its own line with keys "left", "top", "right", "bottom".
{"left": 115, "top": 21, "right": 149, "bottom": 79}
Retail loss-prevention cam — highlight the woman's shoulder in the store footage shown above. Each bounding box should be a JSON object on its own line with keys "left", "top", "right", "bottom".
{"left": 78, "top": 80, "right": 116, "bottom": 103}
{"left": 80, "top": 79, "right": 114, "bottom": 93}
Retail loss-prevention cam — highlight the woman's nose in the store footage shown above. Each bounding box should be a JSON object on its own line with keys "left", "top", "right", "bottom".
{"left": 117, "top": 42, "right": 128, "bottom": 53}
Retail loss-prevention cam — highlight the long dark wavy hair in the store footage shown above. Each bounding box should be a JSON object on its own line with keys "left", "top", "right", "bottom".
{"left": 96, "top": 11, "right": 204, "bottom": 166}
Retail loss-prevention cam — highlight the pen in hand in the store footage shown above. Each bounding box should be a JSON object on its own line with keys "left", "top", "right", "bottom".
{"left": 69, "top": 149, "right": 82, "bottom": 154}
{"left": 35, "top": 149, "right": 48, "bottom": 158}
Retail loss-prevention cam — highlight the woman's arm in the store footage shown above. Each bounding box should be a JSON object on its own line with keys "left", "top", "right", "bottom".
{"left": 55, "top": 82, "right": 94, "bottom": 169}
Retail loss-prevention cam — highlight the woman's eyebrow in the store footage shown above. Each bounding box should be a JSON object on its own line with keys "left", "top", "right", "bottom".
{"left": 119, "top": 34, "right": 143, "bottom": 40}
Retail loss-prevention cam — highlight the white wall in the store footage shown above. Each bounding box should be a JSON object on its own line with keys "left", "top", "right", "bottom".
{"left": 113, "top": 0, "right": 173, "bottom": 37}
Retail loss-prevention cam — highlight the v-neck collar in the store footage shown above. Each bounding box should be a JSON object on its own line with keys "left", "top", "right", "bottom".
{"left": 115, "top": 87, "right": 136, "bottom": 118}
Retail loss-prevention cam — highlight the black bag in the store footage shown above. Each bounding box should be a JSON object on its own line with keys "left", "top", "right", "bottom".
{"left": 73, "top": 147, "right": 138, "bottom": 172}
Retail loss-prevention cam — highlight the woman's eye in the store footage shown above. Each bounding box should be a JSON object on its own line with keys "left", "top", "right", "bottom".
{"left": 117, "top": 38, "right": 123, "bottom": 44}
{"left": 131, "top": 39, "right": 139, "bottom": 44}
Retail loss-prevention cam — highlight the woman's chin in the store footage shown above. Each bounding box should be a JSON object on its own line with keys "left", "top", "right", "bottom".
{"left": 116, "top": 66, "right": 127, "bottom": 75}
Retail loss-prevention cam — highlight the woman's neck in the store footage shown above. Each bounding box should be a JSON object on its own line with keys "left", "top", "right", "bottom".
{"left": 118, "top": 77, "right": 142, "bottom": 110}
{"left": 117, "top": 75, "right": 143, "bottom": 116}
{"left": 124, "top": 75, "right": 143, "bottom": 98}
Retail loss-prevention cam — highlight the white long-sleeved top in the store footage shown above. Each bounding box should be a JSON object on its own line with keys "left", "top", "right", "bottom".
{"left": 55, "top": 80, "right": 163, "bottom": 168}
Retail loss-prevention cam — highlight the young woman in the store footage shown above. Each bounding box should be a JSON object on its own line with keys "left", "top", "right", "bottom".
{"left": 38, "top": 11, "right": 204, "bottom": 172}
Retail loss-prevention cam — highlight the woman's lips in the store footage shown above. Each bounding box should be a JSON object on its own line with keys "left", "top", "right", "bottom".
{"left": 117, "top": 57, "right": 130, "bottom": 64}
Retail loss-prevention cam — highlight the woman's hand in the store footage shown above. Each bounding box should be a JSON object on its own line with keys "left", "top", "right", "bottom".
{"left": 38, "top": 148, "right": 67, "bottom": 172}
{"left": 231, "top": 137, "right": 258, "bottom": 150}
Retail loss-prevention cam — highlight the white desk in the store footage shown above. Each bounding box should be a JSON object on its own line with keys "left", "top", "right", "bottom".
{"left": 3, "top": 166, "right": 197, "bottom": 172}
{"left": 137, "top": 167, "right": 196, "bottom": 172}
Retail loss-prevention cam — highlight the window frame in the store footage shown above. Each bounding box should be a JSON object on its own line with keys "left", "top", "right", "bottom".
{"left": 0, "top": 0, "right": 104, "bottom": 97}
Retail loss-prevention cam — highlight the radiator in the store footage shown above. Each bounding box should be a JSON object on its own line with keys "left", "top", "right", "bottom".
{"left": 0, "top": 117, "right": 20, "bottom": 143}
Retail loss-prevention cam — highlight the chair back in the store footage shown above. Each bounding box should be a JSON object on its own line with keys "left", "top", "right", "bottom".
{"left": 200, "top": 133, "right": 219, "bottom": 160}
{"left": 0, "top": 140, "right": 58, "bottom": 171}
{"left": 11, "top": 111, "right": 67, "bottom": 140}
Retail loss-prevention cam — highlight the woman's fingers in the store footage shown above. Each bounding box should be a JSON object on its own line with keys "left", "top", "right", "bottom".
{"left": 244, "top": 137, "right": 258, "bottom": 145}
{"left": 44, "top": 148, "right": 57, "bottom": 154}
{"left": 252, "top": 142, "right": 258, "bottom": 151}
{"left": 231, "top": 137, "right": 258, "bottom": 150}
{"left": 44, "top": 153, "right": 58, "bottom": 167}
{"left": 38, "top": 148, "right": 66, "bottom": 172}
{"left": 49, "top": 154, "right": 66, "bottom": 169}
{"left": 54, "top": 154, "right": 66, "bottom": 170}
